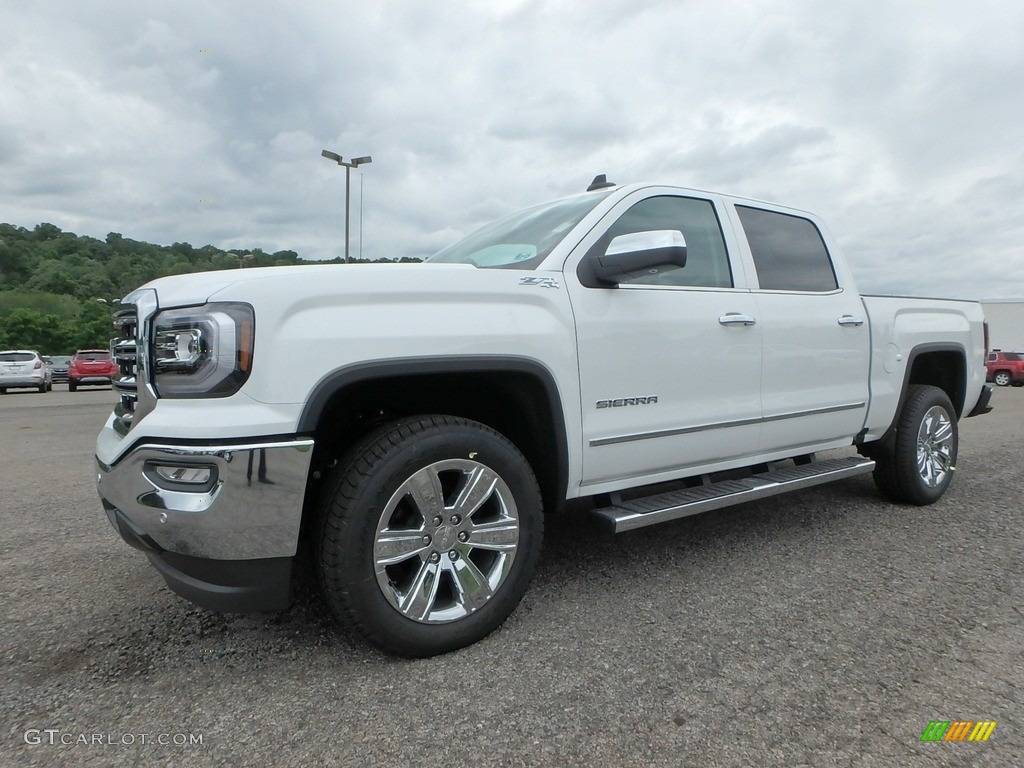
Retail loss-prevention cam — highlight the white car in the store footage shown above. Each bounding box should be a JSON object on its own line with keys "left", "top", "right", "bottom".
{"left": 0, "top": 350, "right": 53, "bottom": 393}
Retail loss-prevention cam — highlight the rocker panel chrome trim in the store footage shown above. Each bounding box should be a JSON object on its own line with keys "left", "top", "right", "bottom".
{"left": 589, "top": 402, "right": 866, "bottom": 447}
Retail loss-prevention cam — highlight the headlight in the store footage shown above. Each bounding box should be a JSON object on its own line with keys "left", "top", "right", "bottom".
{"left": 152, "top": 302, "right": 254, "bottom": 398}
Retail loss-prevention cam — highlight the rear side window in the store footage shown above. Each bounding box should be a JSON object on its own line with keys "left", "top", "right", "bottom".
{"left": 737, "top": 206, "right": 838, "bottom": 292}
{"left": 1005, "top": 352, "right": 1023, "bottom": 361}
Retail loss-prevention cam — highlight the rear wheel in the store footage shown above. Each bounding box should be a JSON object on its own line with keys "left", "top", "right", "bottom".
{"left": 317, "top": 415, "right": 543, "bottom": 657}
{"left": 872, "top": 385, "right": 958, "bottom": 505}
{"left": 994, "top": 371, "right": 1011, "bottom": 386}
{"left": 68, "top": 380, "right": 77, "bottom": 392}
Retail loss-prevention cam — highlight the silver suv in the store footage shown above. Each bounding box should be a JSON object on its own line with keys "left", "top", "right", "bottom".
{"left": 0, "top": 350, "right": 53, "bottom": 394}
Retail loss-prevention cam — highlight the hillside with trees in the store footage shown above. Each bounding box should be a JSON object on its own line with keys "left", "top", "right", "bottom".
{"left": 0, "top": 222, "right": 416, "bottom": 354}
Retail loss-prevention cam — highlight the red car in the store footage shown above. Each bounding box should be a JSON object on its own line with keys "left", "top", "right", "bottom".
{"left": 985, "top": 350, "right": 1024, "bottom": 387}
{"left": 68, "top": 349, "right": 118, "bottom": 391}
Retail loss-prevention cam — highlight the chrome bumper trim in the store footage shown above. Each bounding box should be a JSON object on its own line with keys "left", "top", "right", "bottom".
{"left": 97, "top": 438, "right": 314, "bottom": 560}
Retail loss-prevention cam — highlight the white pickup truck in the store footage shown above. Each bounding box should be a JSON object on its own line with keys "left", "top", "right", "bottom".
{"left": 96, "top": 179, "right": 992, "bottom": 657}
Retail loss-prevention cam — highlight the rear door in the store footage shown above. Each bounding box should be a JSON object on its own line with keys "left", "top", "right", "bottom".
{"left": 726, "top": 203, "right": 870, "bottom": 453}
{"left": 566, "top": 189, "right": 762, "bottom": 491}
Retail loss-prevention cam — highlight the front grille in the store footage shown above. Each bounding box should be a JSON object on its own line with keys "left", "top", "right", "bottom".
{"left": 112, "top": 307, "right": 139, "bottom": 434}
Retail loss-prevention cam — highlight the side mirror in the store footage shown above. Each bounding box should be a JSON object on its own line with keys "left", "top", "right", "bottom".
{"left": 589, "top": 230, "right": 688, "bottom": 285}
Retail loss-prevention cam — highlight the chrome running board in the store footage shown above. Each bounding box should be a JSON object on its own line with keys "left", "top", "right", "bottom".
{"left": 592, "top": 456, "right": 875, "bottom": 533}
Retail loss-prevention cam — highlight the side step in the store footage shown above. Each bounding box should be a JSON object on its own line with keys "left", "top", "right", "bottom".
{"left": 592, "top": 456, "right": 875, "bottom": 533}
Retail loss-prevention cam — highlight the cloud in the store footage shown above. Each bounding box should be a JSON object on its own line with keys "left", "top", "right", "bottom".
{"left": 0, "top": 0, "right": 1022, "bottom": 297}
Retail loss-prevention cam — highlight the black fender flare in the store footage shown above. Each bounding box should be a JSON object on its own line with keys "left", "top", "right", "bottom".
{"left": 297, "top": 355, "right": 570, "bottom": 508}
{"left": 870, "top": 342, "right": 968, "bottom": 446}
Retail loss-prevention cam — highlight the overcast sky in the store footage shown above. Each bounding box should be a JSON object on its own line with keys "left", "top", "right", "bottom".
{"left": 2, "top": 0, "right": 1022, "bottom": 299}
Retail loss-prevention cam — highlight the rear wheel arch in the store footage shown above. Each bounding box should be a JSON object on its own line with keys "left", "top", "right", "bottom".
{"left": 860, "top": 343, "right": 966, "bottom": 475}
{"left": 905, "top": 345, "right": 966, "bottom": 415}
{"left": 871, "top": 344, "right": 967, "bottom": 445}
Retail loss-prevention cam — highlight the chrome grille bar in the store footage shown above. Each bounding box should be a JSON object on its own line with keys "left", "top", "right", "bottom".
{"left": 112, "top": 307, "right": 139, "bottom": 433}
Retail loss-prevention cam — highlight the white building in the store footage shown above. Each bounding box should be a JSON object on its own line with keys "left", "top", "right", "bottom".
{"left": 982, "top": 301, "right": 1024, "bottom": 351}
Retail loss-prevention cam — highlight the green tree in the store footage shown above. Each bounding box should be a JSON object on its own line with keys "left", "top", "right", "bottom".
{"left": 0, "top": 290, "right": 81, "bottom": 321}
{"left": 73, "top": 301, "right": 118, "bottom": 350}
{"left": 0, "top": 308, "right": 75, "bottom": 353}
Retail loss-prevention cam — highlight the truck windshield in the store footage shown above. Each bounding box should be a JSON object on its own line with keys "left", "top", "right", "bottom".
{"left": 426, "top": 190, "right": 613, "bottom": 270}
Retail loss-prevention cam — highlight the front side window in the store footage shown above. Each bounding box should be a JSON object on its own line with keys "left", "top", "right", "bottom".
{"left": 595, "top": 195, "right": 732, "bottom": 288}
{"left": 426, "top": 190, "right": 613, "bottom": 270}
{"left": 737, "top": 206, "right": 838, "bottom": 292}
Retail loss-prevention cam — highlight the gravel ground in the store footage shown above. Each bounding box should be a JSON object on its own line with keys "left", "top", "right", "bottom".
{"left": 2, "top": 385, "right": 1021, "bottom": 767}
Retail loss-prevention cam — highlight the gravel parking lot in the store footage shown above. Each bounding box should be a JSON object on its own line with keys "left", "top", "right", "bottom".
{"left": 2, "top": 385, "right": 1021, "bottom": 767}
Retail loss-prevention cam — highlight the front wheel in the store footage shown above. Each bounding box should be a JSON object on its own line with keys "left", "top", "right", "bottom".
{"left": 994, "top": 371, "right": 1011, "bottom": 386}
{"left": 872, "top": 385, "right": 958, "bottom": 505}
{"left": 317, "top": 415, "right": 543, "bottom": 657}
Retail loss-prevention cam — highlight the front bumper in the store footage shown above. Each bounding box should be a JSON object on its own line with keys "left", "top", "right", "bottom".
{"left": 97, "top": 437, "right": 314, "bottom": 611}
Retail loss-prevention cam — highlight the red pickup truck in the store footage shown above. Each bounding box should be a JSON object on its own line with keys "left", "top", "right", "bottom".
{"left": 986, "top": 350, "right": 1024, "bottom": 386}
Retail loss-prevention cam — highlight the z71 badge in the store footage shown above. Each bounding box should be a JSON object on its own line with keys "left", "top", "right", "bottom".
{"left": 518, "top": 276, "right": 560, "bottom": 289}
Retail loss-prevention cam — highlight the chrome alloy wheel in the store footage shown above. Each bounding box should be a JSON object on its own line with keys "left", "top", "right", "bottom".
{"left": 916, "top": 405, "right": 954, "bottom": 488}
{"left": 373, "top": 459, "right": 521, "bottom": 624}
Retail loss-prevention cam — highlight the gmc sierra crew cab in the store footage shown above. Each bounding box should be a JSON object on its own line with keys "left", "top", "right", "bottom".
{"left": 96, "top": 180, "right": 993, "bottom": 657}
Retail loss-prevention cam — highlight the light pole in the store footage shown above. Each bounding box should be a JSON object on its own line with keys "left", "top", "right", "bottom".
{"left": 321, "top": 149, "right": 372, "bottom": 263}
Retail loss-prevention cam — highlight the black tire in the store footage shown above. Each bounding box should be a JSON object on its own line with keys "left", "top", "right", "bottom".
{"left": 872, "top": 385, "right": 958, "bottom": 506}
{"left": 317, "top": 415, "right": 543, "bottom": 657}
{"left": 994, "top": 371, "right": 1011, "bottom": 387}
{"left": 68, "top": 380, "right": 77, "bottom": 392}
{"left": 38, "top": 382, "right": 46, "bottom": 393}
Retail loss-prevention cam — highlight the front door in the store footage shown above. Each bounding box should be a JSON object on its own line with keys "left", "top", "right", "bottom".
{"left": 566, "top": 191, "right": 763, "bottom": 491}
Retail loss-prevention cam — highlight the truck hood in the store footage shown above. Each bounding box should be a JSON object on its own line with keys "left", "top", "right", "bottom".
{"left": 134, "top": 262, "right": 480, "bottom": 309}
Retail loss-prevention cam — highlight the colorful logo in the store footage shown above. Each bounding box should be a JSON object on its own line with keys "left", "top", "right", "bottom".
{"left": 920, "top": 721, "right": 997, "bottom": 742}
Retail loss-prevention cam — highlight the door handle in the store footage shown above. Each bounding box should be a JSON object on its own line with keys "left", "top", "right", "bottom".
{"left": 719, "top": 313, "right": 757, "bottom": 326}
{"left": 837, "top": 315, "right": 865, "bottom": 327}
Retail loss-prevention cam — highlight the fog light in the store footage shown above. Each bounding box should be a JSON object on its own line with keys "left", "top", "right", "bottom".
{"left": 143, "top": 461, "right": 218, "bottom": 493}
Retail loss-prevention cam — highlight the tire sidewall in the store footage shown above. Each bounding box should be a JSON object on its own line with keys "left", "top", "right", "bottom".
{"left": 319, "top": 417, "right": 543, "bottom": 657}
{"left": 894, "top": 386, "right": 958, "bottom": 505}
